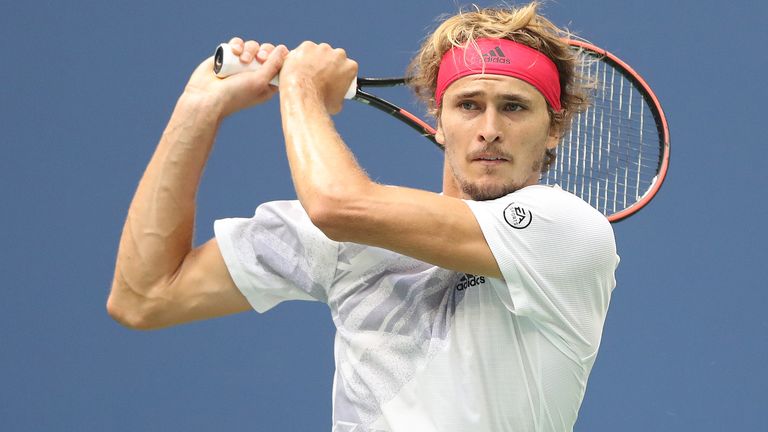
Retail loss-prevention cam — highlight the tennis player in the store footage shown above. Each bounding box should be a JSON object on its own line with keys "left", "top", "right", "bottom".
{"left": 108, "top": 3, "right": 619, "bottom": 431}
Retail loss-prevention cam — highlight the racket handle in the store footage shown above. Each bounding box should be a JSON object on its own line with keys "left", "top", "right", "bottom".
{"left": 213, "top": 43, "right": 358, "bottom": 100}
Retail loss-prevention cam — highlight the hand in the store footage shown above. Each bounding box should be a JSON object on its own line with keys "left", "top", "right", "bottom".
{"left": 183, "top": 37, "right": 289, "bottom": 118}
{"left": 279, "top": 41, "right": 358, "bottom": 115}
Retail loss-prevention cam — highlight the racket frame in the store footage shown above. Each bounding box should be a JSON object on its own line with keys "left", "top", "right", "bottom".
{"left": 565, "top": 40, "right": 670, "bottom": 222}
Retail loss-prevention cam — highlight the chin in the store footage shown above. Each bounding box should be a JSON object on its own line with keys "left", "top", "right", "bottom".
{"left": 461, "top": 179, "right": 524, "bottom": 201}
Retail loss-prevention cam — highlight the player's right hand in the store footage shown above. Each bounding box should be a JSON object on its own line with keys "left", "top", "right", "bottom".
{"left": 183, "top": 37, "right": 288, "bottom": 117}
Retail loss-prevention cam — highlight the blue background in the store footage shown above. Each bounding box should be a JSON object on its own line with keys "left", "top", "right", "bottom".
{"left": 1, "top": 1, "right": 766, "bottom": 430}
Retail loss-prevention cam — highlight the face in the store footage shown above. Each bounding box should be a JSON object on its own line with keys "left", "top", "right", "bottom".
{"left": 435, "top": 74, "right": 559, "bottom": 201}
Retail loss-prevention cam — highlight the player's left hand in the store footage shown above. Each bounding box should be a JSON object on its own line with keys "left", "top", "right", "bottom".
{"left": 184, "top": 37, "right": 288, "bottom": 118}
{"left": 279, "top": 41, "right": 358, "bottom": 115}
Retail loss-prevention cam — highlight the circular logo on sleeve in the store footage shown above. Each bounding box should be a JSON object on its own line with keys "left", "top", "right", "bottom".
{"left": 503, "top": 203, "right": 533, "bottom": 229}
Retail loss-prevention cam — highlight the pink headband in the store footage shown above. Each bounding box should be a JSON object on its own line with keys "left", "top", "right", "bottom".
{"left": 435, "top": 38, "right": 562, "bottom": 111}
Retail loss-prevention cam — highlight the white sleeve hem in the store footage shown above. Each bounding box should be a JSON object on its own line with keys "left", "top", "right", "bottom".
{"left": 214, "top": 218, "right": 279, "bottom": 313}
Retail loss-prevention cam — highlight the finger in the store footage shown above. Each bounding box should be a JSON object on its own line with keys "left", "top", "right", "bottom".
{"left": 228, "top": 37, "right": 244, "bottom": 54}
{"left": 333, "top": 47, "right": 347, "bottom": 56}
{"left": 260, "top": 45, "right": 289, "bottom": 85}
{"left": 297, "top": 40, "right": 318, "bottom": 51}
{"left": 256, "top": 43, "right": 276, "bottom": 62}
{"left": 241, "top": 40, "right": 260, "bottom": 63}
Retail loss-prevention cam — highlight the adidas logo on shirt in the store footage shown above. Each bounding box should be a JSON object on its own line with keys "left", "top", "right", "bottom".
{"left": 483, "top": 46, "right": 511, "bottom": 64}
{"left": 456, "top": 274, "right": 486, "bottom": 291}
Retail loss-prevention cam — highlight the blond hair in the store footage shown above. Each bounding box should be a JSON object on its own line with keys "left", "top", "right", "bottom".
{"left": 408, "top": 2, "right": 591, "bottom": 158}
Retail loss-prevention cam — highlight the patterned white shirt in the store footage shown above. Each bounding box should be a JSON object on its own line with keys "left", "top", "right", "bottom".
{"left": 214, "top": 184, "right": 619, "bottom": 432}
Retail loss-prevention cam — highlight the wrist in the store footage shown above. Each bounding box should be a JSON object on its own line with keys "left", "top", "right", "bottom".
{"left": 281, "top": 76, "right": 334, "bottom": 119}
{"left": 178, "top": 89, "right": 227, "bottom": 121}
{"left": 281, "top": 75, "right": 322, "bottom": 99}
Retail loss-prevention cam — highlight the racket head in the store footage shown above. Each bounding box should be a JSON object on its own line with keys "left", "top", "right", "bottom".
{"left": 540, "top": 40, "right": 671, "bottom": 222}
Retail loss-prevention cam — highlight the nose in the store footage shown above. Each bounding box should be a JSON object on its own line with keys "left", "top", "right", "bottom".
{"left": 477, "top": 109, "right": 503, "bottom": 144}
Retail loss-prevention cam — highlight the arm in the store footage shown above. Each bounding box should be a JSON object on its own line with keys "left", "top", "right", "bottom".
{"left": 107, "top": 40, "right": 289, "bottom": 330}
{"left": 278, "top": 43, "right": 501, "bottom": 278}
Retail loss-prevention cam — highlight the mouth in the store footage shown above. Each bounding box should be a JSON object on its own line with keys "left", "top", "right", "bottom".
{"left": 471, "top": 154, "right": 510, "bottom": 165}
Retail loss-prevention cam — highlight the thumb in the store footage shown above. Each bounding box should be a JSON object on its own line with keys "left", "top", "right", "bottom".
{"left": 257, "top": 45, "right": 289, "bottom": 86}
{"left": 217, "top": 44, "right": 290, "bottom": 114}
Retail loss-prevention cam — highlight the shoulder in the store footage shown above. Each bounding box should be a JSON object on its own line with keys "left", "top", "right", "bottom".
{"left": 218, "top": 200, "right": 318, "bottom": 233}
{"left": 254, "top": 199, "right": 310, "bottom": 220}
{"left": 214, "top": 199, "right": 338, "bottom": 269}
{"left": 464, "top": 185, "right": 617, "bottom": 272}
{"left": 466, "top": 185, "right": 611, "bottom": 234}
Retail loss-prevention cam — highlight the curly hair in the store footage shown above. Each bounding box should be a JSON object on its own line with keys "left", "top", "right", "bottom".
{"left": 407, "top": 2, "right": 591, "bottom": 171}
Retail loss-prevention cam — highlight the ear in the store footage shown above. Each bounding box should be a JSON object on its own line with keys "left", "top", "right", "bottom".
{"left": 545, "top": 130, "right": 559, "bottom": 150}
{"left": 546, "top": 119, "right": 562, "bottom": 150}
{"left": 435, "top": 117, "right": 445, "bottom": 146}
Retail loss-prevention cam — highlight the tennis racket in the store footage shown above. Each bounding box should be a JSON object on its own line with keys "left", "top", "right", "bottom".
{"left": 213, "top": 41, "right": 669, "bottom": 222}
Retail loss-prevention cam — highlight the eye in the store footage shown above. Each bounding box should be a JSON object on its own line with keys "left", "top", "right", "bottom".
{"left": 459, "top": 101, "right": 478, "bottom": 111}
{"left": 503, "top": 102, "right": 524, "bottom": 112}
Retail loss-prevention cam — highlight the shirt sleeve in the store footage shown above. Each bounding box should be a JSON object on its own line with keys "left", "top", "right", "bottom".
{"left": 464, "top": 186, "right": 620, "bottom": 360}
{"left": 214, "top": 200, "right": 339, "bottom": 313}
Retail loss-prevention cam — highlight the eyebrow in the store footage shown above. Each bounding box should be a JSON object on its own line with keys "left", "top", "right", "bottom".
{"left": 451, "top": 90, "right": 535, "bottom": 104}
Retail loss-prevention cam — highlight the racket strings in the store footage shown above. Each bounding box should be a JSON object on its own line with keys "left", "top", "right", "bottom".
{"left": 542, "top": 51, "right": 663, "bottom": 216}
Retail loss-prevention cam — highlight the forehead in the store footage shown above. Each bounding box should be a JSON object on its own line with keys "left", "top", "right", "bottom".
{"left": 443, "top": 74, "right": 546, "bottom": 104}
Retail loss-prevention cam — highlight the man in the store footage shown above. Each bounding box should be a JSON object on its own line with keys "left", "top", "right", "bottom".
{"left": 108, "top": 3, "right": 618, "bottom": 431}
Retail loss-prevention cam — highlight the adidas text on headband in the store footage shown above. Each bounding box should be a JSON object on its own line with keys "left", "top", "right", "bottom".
{"left": 435, "top": 38, "right": 562, "bottom": 111}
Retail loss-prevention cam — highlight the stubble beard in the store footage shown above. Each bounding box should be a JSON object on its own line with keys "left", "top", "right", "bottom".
{"left": 454, "top": 170, "right": 524, "bottom": 201}
{"left": 450, "top": 149, "right": 546, "bottom": 201}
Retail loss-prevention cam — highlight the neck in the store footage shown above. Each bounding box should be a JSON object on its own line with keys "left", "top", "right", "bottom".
{"left": 441, "top": 159, "right": 463, "bottom": 198}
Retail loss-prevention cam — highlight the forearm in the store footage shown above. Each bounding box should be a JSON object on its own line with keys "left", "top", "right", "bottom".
{"left": 110, "top": 92, "right": 223, "bottom": 314}
{"left": 280, "top": 82, "right": 372, "bottom": 216}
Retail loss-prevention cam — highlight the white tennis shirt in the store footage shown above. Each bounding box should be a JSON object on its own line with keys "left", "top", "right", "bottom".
{"left": 214, "top": 184, "right": 619, "bottom": 432}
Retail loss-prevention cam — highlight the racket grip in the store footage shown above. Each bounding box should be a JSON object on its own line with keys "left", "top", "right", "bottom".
{"left": 213, "top": 43, "right": 358, "bottom": 100}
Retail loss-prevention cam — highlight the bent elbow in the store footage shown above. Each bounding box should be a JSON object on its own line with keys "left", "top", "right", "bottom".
{"left": 305, "top": 200, "right": 345, "bottom": 241}
{"left": 106, "top": 296, "right": 150, "bottom": 330}
{"left": 106, "top": 283, "right": 165, "bottom": 331}
{"left": 304, "top": 192, "right": 360, "bottom": 242}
